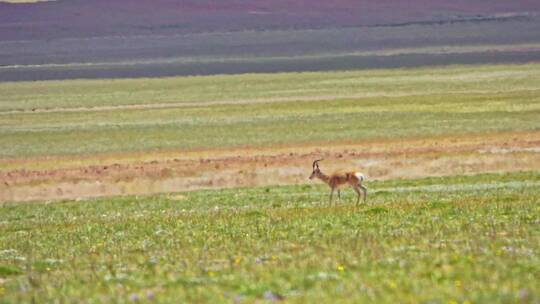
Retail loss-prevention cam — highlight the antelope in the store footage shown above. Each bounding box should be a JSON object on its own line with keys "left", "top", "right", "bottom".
{"left": 309, "top": 159, "right": 367, "bottom": 205}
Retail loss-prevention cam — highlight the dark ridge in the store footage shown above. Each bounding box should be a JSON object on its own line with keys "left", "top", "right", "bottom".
{"left": 2, "top": 51, "right": 540, "bottom": 82}
{"left": 1, "top": 0, "right": 540, "bottom": 40}
{"left": 368, "top": 13, "right": 534, "bottom": 28}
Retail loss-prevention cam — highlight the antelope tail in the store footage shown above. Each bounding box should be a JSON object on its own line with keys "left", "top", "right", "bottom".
{"left": 354, "top": 172, "right": 365, "bottom": 182}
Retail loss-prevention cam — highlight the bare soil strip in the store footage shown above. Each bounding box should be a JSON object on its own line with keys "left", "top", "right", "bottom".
{"left": 1, "top": 130, "right": 539, "bottom": 203}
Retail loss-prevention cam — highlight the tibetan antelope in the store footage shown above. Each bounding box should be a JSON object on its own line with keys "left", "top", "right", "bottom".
{"left": 309, "top": 159, "right": 367, "bottom": 205}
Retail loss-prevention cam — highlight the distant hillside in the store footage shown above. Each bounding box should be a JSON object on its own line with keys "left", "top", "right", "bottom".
{"left": 1, "top": 0, "right": 540, "bottom": 80}
{"left": 2, "top": 0, "right": 540, "bottom": 40}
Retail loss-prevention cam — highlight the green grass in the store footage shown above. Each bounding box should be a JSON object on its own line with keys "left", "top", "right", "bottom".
{"left": 2, "top": 63, "right": 540, "bottom": 111}
{"left": 1, "top": 63, "right": 540, "bottom": 157}
{"left": 1, "top": 171, "right": 539, "bottom": 303}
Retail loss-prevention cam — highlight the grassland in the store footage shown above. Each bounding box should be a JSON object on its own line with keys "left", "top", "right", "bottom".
{"left": 0, "top": 63, "right": 539, "bottom": 302}
{"left": 1, "top": 2, "right": 539, "bottom": 302}
{"left": 3, "top": 63, "right": 540, "bottom": 111}
{"left": 1, "top": 64, "right": 540, "bottom": 157}
{"left": 0, "top": 172, "right": 539, "bottom": 303}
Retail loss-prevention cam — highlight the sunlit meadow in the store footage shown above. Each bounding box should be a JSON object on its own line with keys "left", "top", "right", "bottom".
{"left": 1, "top": 172, "right": 539, "bottom": 303}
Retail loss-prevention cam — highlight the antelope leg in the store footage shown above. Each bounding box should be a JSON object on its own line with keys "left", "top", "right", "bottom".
{"left": 352, "top": 186, "right": 361, "bottom": 206}
{"left": 360, "top": 185, "right": 367, "bottom": 202}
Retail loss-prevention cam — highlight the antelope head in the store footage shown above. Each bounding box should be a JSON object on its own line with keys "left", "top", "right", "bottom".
{"left": 309, "top": 159, "right": 323, "bottom": 179}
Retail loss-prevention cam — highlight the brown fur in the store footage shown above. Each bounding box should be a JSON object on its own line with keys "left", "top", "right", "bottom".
{"left": 309, "top": 160, "right": 367, "bottom": 205}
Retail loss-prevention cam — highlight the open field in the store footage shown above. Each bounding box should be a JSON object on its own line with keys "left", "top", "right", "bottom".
{"left": 2, "top": 130, "right": 540, "bottom": 203}
{"left": 1, "top": 63, "right": 540, "bottom": 202}
{"left": 1, "top": 2, "right": 539, "bottom": 302}
{"left": 1, "top": 64, "right": 540, "bottom": 152}
{"left": 3, "top": 63, "right": 540, "bottom": 112}
{"left": 2, "top": 90, "right": 540, "bottom": 156}
{"left": 1, "top": 172, "right": 539, "bottom": 302}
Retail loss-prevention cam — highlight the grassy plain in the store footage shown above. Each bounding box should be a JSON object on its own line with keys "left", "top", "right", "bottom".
{"left": 0, "top": 3, "right": 539, "bottom": 302}
{"left": 0, "top": 172, "right": 539, "bottom": 303}
{"left": 0, "top": 64, "right": 539, "bottom": 302}
{"left": 2, "top": 63, "right": 540, "bottom": 111}
{"left": 1, "top": 64, "right": 540, "bottom": 157}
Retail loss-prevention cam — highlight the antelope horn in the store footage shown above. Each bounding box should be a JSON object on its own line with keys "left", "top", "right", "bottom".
{"left": 312, "top": 159, "right": 323, "bottom": 169}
